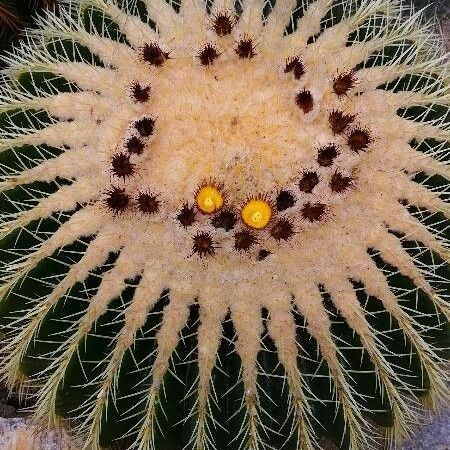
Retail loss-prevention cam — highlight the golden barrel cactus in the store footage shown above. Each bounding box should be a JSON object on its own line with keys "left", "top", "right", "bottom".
{"left": 0, "top": 0, "right": 448, "bottom": 449}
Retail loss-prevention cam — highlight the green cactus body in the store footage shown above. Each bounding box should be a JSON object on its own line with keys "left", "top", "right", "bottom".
{"left": 0, "top": 0, "right": 448, "bottom": 449}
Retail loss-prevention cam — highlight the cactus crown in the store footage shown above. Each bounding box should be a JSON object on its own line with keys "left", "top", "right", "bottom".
{"left": 0, "top": 0, "right": 449, "bottom": 449}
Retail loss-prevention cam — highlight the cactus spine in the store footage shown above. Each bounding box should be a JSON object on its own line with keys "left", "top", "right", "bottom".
{"left": 0, "top": 0, "right": 58, "bottom": 59}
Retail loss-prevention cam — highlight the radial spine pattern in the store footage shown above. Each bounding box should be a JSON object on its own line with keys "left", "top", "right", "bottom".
{"left": 0, "top": 1, "right": 449, "bottom": 449}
